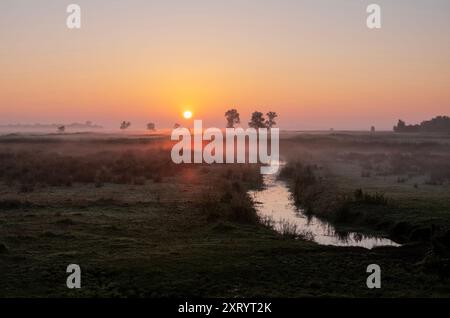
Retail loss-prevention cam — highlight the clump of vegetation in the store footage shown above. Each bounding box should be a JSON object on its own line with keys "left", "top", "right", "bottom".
{"left": 259, "top": 215, "right": 276, "bottom": 229}
{"left": 200, "top": 178, "right": 259, "bottom": 225}
{"left": 280, "top": 162, "right": 393, "bottom": 234}
{"left": 258, "top": 215, "right": 314, "bottom": 241}
{"left": 279, "top": 162, "right": 335, "bottom": 216}
{"left": 277, "top": 219, "right": 314, "bottom": 241}
{"left": 394, "top": 116, "right": 450, "bottom": 133}
{"left": 198, "top": 164, "right": 265, "bottom": 225}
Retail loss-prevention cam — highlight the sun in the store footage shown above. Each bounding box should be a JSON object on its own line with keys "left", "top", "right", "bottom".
{"left": 183, "top": 110, "right": 193, "bottom": 119}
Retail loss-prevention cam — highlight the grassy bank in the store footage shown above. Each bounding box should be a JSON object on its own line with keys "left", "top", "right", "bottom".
{"left": 278, "top": 160, "right": 450, "bottom": 267}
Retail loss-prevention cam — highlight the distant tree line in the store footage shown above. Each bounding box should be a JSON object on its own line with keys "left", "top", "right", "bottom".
{"left": 394, "top": 116, "right": 450, "bottom": 133}
{"left": 0, "top": 121, "right": 102, "bottom": 129}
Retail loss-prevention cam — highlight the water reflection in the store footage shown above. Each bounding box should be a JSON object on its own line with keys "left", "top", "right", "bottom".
{"left": 249, "top": 173, "right": 401, "bottom": 249}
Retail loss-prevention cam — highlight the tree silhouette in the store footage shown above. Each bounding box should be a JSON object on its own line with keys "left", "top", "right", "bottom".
{"left": 120, "top": 121, "right": 131, "bottom": 130}
{"left": 265, "top": 111, "right": 278, "bottom": 128}
{"left": 225, "top": 109, "right": 241, "bottom": 128}
{"left": 146, "top": 123, "right": 156, "bottom": 131}
{"left": 394, "top": 116, "right": 450, "bottom": 133}
{"left": 248, "top": 111, "right": 266, "bottom": 129}
{"left": 393, "top": 120, "right": 406, "bottom": 132}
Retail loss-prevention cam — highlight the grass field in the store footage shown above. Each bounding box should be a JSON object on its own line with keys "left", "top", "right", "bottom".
{"left": 0, "top": 132, "right": 450, "bottom": 297}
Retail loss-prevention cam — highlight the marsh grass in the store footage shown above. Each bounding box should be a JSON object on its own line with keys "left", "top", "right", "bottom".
{"left": 200, "top": 177, "right": 260, "bottom": 225}
{"left": 277, "top": 218, "right": 315, "bottom": 241}
{"left": 259, "top": 215, "right": 314, "bottom": 241}
{"left": 279, "top": 160, "right": 450, "bottom": 248}
{"left": 1, "top": 133, "right": 450, "bottom": 297}
{"left": 0, "top": 147, "right": 179, "bottom": 190}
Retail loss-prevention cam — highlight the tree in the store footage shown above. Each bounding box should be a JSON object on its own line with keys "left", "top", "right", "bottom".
{"left": 120, "top": 121, "right": 131, "bottom": 130}
{"left": 265, "top": 111, "right": 278, "bottom": 128}
{"left": 248, "top": 111, "right": 266, "bottom": 129}
{"left": 393, "top": 120, "right": 406, "bottom": 132}
{"left": 225, "top": 109, "right": 240, "bottom": 128}
{"left": 146, "top": 123, "right": 156, "bottom": 131}
{"left": 57, "top": 125, "right": 65, "bottom": 133}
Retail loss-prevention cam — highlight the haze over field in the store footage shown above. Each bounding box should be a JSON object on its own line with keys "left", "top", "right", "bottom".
{"left": 1, "top": 0, "right": 450, "bottom": 130}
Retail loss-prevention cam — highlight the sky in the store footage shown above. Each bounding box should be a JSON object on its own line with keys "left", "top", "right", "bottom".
{"left": 1, "top": 0, "right": 450, "bottom": 130}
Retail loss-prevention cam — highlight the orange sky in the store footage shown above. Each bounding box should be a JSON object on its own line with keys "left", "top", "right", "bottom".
{"left": 1, "top": 0, "right": 450, "bottom": 130}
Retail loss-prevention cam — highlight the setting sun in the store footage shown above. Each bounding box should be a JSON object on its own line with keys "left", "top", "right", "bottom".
{"left": 183, "top": 111, "right": 193, "bottom": 119}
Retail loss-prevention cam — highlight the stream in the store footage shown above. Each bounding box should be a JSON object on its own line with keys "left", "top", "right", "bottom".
{"left": 249, "top": 172, "right": 401, "bottom": 249}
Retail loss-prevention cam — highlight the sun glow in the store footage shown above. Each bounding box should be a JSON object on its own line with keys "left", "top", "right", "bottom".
{"left": 183, "top": 110, "right": 193, "bottom": 119}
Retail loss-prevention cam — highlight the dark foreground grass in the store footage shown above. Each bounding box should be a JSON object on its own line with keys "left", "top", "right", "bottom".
{"left": 0, "top": 166, "right": 449, "bottom": 297}
{"left": 1, "top": 201, "right": 449, "bottom": 298}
